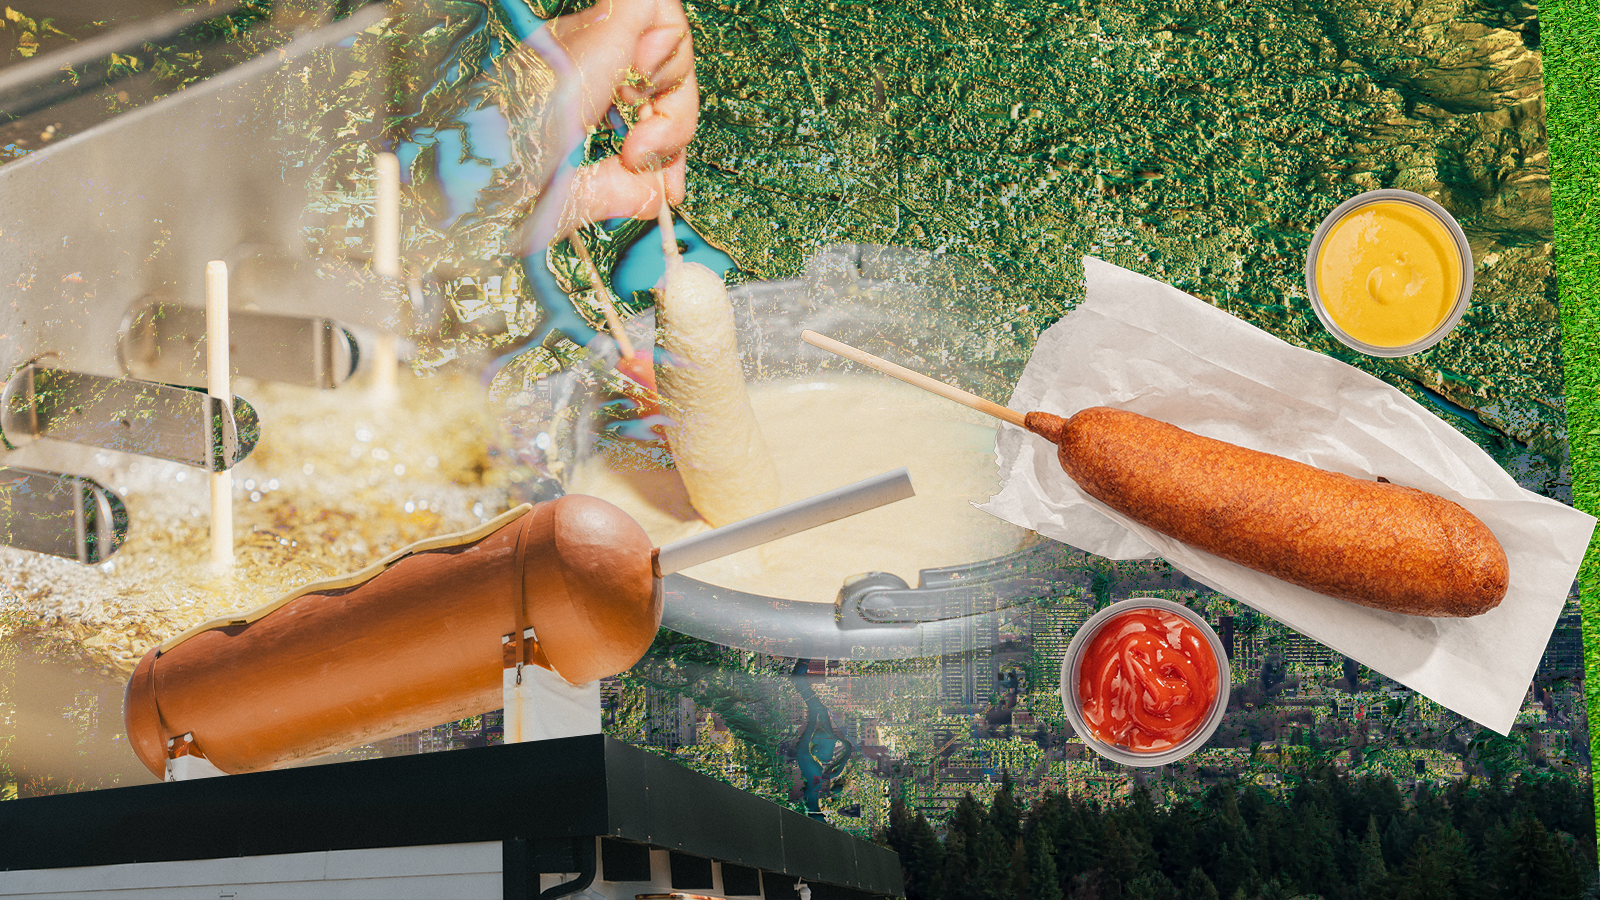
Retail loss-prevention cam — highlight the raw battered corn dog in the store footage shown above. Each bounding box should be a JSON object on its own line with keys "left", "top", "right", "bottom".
{"left": 654, "top": 260, "right": 780, "bottom": 526}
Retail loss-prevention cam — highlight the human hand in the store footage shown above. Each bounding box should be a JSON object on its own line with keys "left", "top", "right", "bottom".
{"left": 547, "top": 0, "right": 697, "bottom": 235}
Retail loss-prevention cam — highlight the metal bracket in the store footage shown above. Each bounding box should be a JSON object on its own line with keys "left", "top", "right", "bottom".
{"left": 0, "top": 363, "right": 258, "bottom": 471}
{"left": 164, "top": 732, "right": 227, "bottom": 781}
{"left": 119, "top": 301, "right": 360, "bottom": 390}
{"left": 0, "top": 466, "right": 127, "bottom": 564}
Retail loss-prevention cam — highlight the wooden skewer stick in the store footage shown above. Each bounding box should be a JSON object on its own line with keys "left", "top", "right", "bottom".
{"left": 636, "top": 99, "right": 679, "bottom": 268}
{"left": 206, "top": 260, "right": 234, "bottom": 570}
{"left": 655, "top": 169, "right": 679, "bottom": 265}
{"left": 800, "top": 330, "right": 1028, "bottom": 429}
{"left": 569, "top": 233, "right": 633, "bottom": 358}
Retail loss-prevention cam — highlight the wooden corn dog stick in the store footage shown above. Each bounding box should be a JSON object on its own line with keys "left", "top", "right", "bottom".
{"left": 800, "top": 330, "right": 1027, "bottom": 428}
{"left": 570, "top": 233, "right": 659, "bottom": 417}
{"left": 655, "top": 169, "right": 679, "bottom": 265}
{"left": 569, "top": 233, "right": 634, "bottom": 358}
{"left": 636, "top": 99, "right": 679, "bottom": 267}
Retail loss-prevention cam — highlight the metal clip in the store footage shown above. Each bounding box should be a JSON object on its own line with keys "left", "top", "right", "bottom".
{"left": 835, "top": 543, "right": 1094, "bottom": 629}
{"left": 835, "top": 540, "right": 1211, "bottom": 629}
{"left": 0, "top": 363, "right": 258, "bottom": 471}
{"left": 119, "top": 301, "right": 359, "bottom": 390}
{"left": 0, "top": 466, "right": 127, "bottom": 563}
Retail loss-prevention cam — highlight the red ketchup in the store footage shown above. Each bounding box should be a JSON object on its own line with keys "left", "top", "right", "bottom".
{"left": 1077, "top": 607, "right": 1220, "bottom": 753}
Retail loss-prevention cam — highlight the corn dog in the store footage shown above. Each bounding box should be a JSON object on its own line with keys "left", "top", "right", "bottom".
{"left": 1026, "top": 408, "right": 1509, "bottom": 617}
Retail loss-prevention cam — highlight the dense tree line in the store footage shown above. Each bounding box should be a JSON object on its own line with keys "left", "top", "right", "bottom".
{"left": 881, "top": 767, "right": 1596, "bottom": 900}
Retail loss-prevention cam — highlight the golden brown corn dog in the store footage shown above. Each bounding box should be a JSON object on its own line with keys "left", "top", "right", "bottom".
{"left": 123, "top": 496, "right": 661, "bottom": 778}
{"left": 1025, "top": 407, "right": 1509, "bottom": 617}
{"left": 654, "top": 260, "right": 780, "bottom": 526}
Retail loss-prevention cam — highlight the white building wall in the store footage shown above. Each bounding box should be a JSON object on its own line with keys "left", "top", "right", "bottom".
{"left": 0, "top": 841, "right": 502, "bottom": 900}
{"left": 0, "top": 840, "right": 766, "bottom": 900}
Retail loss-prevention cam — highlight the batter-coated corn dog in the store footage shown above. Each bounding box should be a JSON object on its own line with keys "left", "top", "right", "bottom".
{"left": 1026, "top": 407, "right": 1509, "bottom": 617}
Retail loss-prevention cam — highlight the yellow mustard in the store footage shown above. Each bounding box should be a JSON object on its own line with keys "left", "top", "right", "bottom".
{"left": 1314, "top": 200, "right": 1461, "bottom": 349}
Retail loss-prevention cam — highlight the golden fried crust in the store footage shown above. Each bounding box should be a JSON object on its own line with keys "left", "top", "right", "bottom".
{"left": 1044, "top": 407, "right": 1509, "bottom": 617}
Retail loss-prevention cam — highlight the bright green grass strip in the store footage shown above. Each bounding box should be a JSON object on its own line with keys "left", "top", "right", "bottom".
{"left": 1546, "top": 0, "right": 1600, "bottom": 851}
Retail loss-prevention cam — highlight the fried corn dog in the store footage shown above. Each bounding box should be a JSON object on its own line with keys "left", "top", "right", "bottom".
{"left": 1027, "top": 408, "right": 1509, "bottom": 617}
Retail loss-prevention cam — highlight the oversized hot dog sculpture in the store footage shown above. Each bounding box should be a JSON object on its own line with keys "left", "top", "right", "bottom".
{"left": 125, "top": 470, "right": 916, "bottom": 778}
{"left": 801, "top": 331, "right": 1510, "bottom": 618}
{"left": 125, "top": 496, "right": 657, "bottom": 778}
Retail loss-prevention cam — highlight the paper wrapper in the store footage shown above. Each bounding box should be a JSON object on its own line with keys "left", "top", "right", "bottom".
{"left": 980, "top": 257, "right": 1595, "bottom": 735}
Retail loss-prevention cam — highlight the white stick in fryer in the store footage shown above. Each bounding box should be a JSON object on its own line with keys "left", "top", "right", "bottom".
{"left": 372, "top": 151, "right": 401, "bottom": 396}
{"left": 206, "top": 260, "right": 233, "bottom": 571}
{"left": 374, "top": 152, "right": 401, "bottom": 280}
{"left": 800, "top": 329, "right": 1028, "bottom": 428}
{"left": 654, "top": 468, "right": 915, "bottom": 576}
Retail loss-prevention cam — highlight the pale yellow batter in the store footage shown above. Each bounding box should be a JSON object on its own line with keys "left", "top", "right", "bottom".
{"left": 568, "top": 375, "right": 1030, "bottom": 603}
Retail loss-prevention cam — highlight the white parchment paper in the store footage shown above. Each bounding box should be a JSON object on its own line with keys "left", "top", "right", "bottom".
{"left": 980, "top": 257, "right": 1595, "bottom": 735}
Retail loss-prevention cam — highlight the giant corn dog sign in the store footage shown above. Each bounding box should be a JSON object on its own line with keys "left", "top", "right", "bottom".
{"left": 0, "top": 0, "right": 1597, "bottom": 896}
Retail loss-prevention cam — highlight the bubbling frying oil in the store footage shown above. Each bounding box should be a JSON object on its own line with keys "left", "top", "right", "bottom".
{"left": 0, "top": 371, "right": 509, "bottom": 677}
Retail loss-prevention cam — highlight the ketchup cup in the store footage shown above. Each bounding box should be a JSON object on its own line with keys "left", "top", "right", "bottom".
{"left": 1060, "top": 598, "right": 1231, "bottom": 767}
